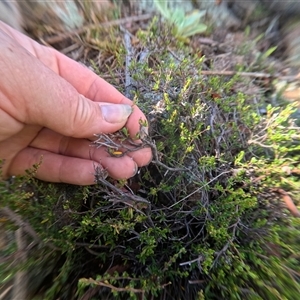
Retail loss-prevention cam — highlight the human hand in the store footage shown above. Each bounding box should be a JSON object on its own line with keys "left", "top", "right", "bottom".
{"left": 0, "top": 21, "right": 152, "bottom": 185}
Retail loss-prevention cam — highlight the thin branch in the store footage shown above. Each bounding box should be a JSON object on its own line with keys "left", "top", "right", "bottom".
{"left": 75, "top": 242, "right": 109, "bottom": 249}
{"left": 0, "top": 207, "right": 41, "bottom": 243}
{"left": 0, "top": 285, "right": 13, "bottom": 300}
{"left": 168, "top": 170, "right": 232, "bottom": 209}
{"left": 247, "top": 139, "right": 275, "bottom": 148}
{"left": 80, "top": 277, "right": 171, "bottom": 295}
{"left": 141, "top": 138, "right": 186, "bottom": 172}
{"left": 200, "top": 70, "right": 299, "bottom": 82}
{"left": 79, "top": 278, "right": 145, "bottom": 294}
{"left": 43, "top": 13, "right": 153, "bottom": 44}
{"left": 93, "top": 133, "right": 145, "bottom": 154}
{"left": 211, "top": 216, "right": 239, "bottom": 269}
{"left": 179, "top": 256, "right": 204, "bottom": 267}
{"left": 0, "top": 207, "right": 59, "bottom": 250}
{"left": 95, "top": 176, "right": 150, "bottom": 206}
{"left": 121, "top": 26, "right": 135, "bottom": 99}
{"left": 93, "top": 133, "right": 186, "bottom": 172}
{"left": 12, "top": 228, "right": 28, "bottom": 300}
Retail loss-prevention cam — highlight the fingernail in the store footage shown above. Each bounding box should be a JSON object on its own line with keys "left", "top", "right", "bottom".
{"left": 139, "top": 126, "right": 149, "bottom": 139}
{"left": 101, "top": 104, "right": 132, "bottom": 123}
{"left": 132, "top": 162, "right": 138, "bottom": 177}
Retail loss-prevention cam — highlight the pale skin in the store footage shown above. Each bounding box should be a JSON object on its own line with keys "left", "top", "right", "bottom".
{"left": 0, "top": 21, "right": 152, "bottom": 185}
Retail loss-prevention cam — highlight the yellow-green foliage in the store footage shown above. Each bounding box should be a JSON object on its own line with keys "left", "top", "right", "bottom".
{"left": 1, "top": 18, "right": 299, "bottom": 300}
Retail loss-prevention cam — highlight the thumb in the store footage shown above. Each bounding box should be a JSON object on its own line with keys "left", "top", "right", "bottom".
{"left": 0, "top": 32, "right": 132, "bottom": 137}
{"left": 35, "top": 90, "right": 133, "bottom": 138}
{"left": 22, "top": 71, "right": 132, "bottom": 138}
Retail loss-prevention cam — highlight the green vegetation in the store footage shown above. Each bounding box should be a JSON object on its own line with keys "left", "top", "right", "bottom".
{"left": 153, "top": 0, "right": 207, "bottom": 38}
{"left": 1, "top": 14, "right": 300, "bottom": 300}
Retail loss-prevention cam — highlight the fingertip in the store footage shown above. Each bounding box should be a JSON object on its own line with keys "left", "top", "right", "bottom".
{"left": 127, "top": 147, "right": 153, "bottom": 167}
{"left": 101, "top": 156, "right": 138, "bottom": 179}
{"left": 100, "top": 103, "right": 132, "bottom": 124}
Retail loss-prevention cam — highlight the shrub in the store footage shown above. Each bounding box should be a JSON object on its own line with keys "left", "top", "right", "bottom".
{"left": 1, "top": 18, "right": 299, "bottom": 300}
